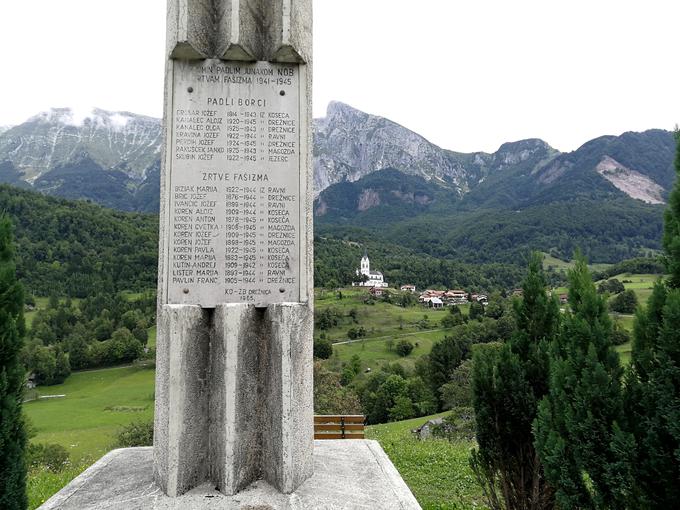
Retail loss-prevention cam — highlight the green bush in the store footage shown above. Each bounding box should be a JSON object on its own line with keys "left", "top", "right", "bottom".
{"left": 610, "top": 322, "right": 631, "bottom": 346}
{"left": 395, "top": 339, "right": 414, "bottom": 357}
{"left": 347, "top": 326, "right": 366, "bottom": 340}
{"left": 598, "top": 278, "right": 625, "bottom": 294}
{"left": 115, "top": 419, "right": 153, "bottom": 448}
{"left": 609, "top": 288, "right": 638, "bottom": 314}
{"left": 313, "top": 337, "right": 333, "bottom": 359}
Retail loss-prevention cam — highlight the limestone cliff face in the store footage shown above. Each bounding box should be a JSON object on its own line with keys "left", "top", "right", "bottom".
{"left": 313, "top": 102, "right": 557, "bottom": 197}
{"left": 314, "top": 101, "right": 486, "bottom": 197}
{"left": 0, "top": 102, "right": 674, "bottom": 213}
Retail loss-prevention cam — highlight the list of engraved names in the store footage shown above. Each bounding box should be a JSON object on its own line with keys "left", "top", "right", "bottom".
{"left": 166, "top": 61, "right": 301, "bottom": 306}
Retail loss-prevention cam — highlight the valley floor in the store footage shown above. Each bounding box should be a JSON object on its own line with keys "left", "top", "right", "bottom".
{"left": 24, "top": 276, "right": 655, "bottom": 509}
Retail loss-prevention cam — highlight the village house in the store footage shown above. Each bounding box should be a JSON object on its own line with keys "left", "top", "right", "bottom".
{"left": 419, "top": 289, "right": 445, "bottom": 302}
{"left": 369, "top": 286, "right": 385, "bottom": 297}
{"left": 444, "top": 290, "right": 468, "bottom": 304}
{"left": 419, "top": 289, "right": 475, "bottom": 306}
{"left": 400, "top": 284, "right": 416, "bottom": 293}
{"left": 425, "top": 297, "right": 443, "bottom": 309}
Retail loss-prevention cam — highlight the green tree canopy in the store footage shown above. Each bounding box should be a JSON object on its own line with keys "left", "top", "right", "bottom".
{"left": 535, "top": 255, "right": 627, "bottom": 509}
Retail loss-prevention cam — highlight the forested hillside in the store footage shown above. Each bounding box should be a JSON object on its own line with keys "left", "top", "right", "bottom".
{"left": 0, "top": 185, "right": 158, "bottom": 297}
{"left": 316, "top": 169, "right": 666, "bottom": 264}
{"left": 0, "top": 184, "right": 530, "bottom": 297}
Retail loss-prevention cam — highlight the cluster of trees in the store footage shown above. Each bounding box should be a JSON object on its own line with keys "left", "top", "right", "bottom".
{"left": 469, "top": 132, "right": 680, "bottom": 510}
{"left": 592, "top": 256, "right": 666, "bottom": 281}
{"left": 22, "top": 292, "right": 155, "bottom": 385}
{"left": 598, "top": 277, "right": 625, "bottom": 294}
{"left": 598, "top": 277, "right": 639, "bottom": 314}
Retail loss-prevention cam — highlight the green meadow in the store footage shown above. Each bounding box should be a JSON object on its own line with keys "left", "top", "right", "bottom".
{"left": 24, "top": 365, "right": 155, "bottom": 464}
{"left": 24, "top": 276, "right": 663, "bottom": 507}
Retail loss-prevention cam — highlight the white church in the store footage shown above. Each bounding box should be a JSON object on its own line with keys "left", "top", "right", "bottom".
{"left": 353, "top": 251, "right": 388, "bottom": 288}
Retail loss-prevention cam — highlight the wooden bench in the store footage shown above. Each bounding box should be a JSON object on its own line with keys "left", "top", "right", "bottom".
{"left": 314, "top": 415, "right": 365, "bottom": 439}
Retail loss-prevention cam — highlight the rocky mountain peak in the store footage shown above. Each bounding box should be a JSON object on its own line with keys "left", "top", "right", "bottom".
{"left": 0, "top": 107, "right": 161, "bottom": 182}
{"left": 313, "top": 101, "right": 476, "bottom": 196}
{"left": 493, "top": 138, "right": 556, "bottom": 167}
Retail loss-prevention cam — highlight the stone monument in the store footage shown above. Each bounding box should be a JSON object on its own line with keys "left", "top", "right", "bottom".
{"left": 38, "top": 1, "right": 421, "bottom": 507}
{"left": 153, "top": 0, "right": 314, "bottom": 497}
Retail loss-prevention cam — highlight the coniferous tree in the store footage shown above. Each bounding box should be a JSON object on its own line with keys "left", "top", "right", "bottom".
{"left": 623, "top": 130, "right": 680, "bottom": 507}
{"left": 0, "top": 215, "right": 27, "bottom": 509}
{"left": 663, "top": 129, "right": 680, "bottom": 288}
{"left": 534, "top": 255, "right": 628, "bottom": 509}
{"left": 471, "top": 253, "right": 559, "bottom": 510}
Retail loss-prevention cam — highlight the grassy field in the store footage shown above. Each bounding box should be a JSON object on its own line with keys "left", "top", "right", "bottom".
{"left": 316, "top": 287, "right": 464, "bottom": 372}
{"left": 542, "top": 253, "right": 613, "bottom": 273}
{"left": 367, "top": 413, "right": 486, "bottom": 509}
{"left": 316, "top": 287, "right": 466, "bottom": 343}
{"left": 613, "top": 273, "right": 662, "bottom": 304}
{"left": 24, "top": 365, "right": 155, "bottom": 464}
{"left": 24, "top": 365, "right": 155, "bottom": 509}
{"left": 333, "top": 329, "right": 450, "bottom": 372}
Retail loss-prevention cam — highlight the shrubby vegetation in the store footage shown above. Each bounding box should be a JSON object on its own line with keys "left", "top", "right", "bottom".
{"left": 26, "top": 444, "right": 70, "bottom": 473}
{"left": 115, "top": 420, "right": 153, "bottom": 448}
{"left": 598, "top": 277, "right": 625, "bottom": 294}
{"left": 609, "top": 288, "right": 638, "bottom": 313}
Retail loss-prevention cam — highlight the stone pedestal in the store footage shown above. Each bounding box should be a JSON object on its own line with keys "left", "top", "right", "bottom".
{"left": 37, "top": 442, "right": 422, "bottom": 510}
{"left": 153, "top": 303, "right": 313, "bottom": 496}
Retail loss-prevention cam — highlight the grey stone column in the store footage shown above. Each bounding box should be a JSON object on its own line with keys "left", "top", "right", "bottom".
{"left": 154, "top": 0, "right": 313, "bottom": 498}
{"left": 153, "top": 305, "right": 210, "bottom": 497}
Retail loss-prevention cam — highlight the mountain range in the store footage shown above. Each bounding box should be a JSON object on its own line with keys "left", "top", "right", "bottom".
{"left": 0, "top": 102, "right": 675, "bottom": 264}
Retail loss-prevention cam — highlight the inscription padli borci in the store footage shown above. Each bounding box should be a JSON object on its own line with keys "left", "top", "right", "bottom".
{"left": 165, "top": 61, "right": 301, "bottom": 306}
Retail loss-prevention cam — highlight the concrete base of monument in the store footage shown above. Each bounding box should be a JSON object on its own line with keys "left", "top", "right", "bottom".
{"left": 38, "top": 440, "right": 421, "bottom": 510}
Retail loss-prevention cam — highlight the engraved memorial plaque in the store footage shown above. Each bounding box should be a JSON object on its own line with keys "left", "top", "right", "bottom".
{"left": 164, "top": 61, "right": 301, "bottom": 306}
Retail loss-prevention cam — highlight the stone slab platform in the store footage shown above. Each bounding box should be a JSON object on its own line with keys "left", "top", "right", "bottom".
{"left": 38, "top": 440, "right": 421, "bottom": 510}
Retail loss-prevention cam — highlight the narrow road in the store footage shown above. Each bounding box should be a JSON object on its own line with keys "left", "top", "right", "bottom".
{"left": 332, "top": 328, "right": 448, "bottom": 345}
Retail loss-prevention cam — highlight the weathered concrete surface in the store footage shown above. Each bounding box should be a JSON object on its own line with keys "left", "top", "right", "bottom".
{"left": 208, "top": 303, "right": 313, "bottom": 495}
{"left": 38, "top": 442, "right": 421, "bottom": 510}
{"left": 154, "top": 305, "right": 210, "bottom": 496}
{"left": 154, "top": 304, "right": 314, "bottom": 495}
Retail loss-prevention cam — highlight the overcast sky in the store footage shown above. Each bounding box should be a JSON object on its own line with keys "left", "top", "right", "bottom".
{"left": 0, "top": 0, "right": 677, "bottom": 153}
